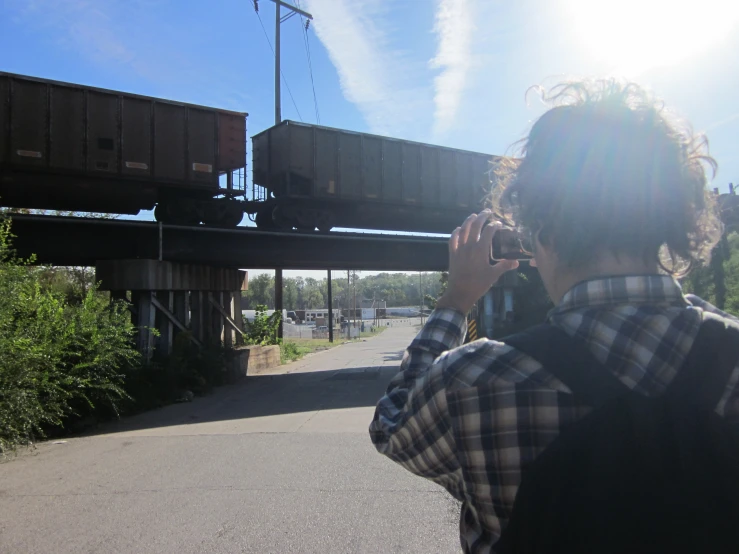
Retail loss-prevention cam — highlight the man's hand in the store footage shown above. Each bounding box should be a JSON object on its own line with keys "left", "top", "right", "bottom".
{"left": 435, "top": 212, "right": 519, "bottom": 314}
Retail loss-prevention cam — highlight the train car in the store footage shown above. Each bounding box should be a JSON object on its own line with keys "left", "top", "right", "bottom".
{"left": 0, "top": 72, "right": 247, "bottom": 226}
{"left": 249, "top": 120, "right": 500, "bottom": 234}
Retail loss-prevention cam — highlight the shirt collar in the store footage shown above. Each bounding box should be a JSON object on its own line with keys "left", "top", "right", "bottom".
{"left": 549, "top": 275, "right": 690, "bottom": 318}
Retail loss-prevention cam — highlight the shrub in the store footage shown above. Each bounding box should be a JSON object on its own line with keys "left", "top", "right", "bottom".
{"left": 0, "top": 218, "right": 139, "bottom": 452}
{"left": 243, "top": 305, "right": 281, "bottom": 346}
{"left": 280, "top": 341, "right": 317, "bottom": 364}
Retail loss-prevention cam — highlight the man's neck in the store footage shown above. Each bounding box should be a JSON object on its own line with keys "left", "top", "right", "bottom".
{"left": 552, "top": 255, "right": 660, "bottom": 305}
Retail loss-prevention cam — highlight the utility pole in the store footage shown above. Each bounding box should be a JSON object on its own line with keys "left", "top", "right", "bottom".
{"left": 264, "top": 0, "right": 312, "bottom": 339}
{"left": 269, "top": 0, "right": 312, "bottom": 124}
{"left": 327, "top": 270, "right": 333, "bottom": 343}
{"left": 275, "top": 269, "right": 283, "bottom": 339}
{"left": 274, "top": 0, "right": 281, "bottom": 124}
{"left": 353, "top": 272, "right": 357, "bottom": 338}
{"left": 347, "top": 270, "right": 351, "bottom": 339}
{"left": 419, "top": 272, "right": 424, "bottom": 325}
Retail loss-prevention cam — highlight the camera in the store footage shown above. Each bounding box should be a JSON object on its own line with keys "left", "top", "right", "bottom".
{"left": 491, "top": 228, "right": 533, "bottom": 261}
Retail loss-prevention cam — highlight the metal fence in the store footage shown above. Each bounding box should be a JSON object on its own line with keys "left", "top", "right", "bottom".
{"left": 283, "top": 323, "right": 316, "bottom": 339}
{"left": 282, "top": 317, "right": 426, "bottom": 341}
{"left": 373, "top": 317, "right": 425, "bottom": 327}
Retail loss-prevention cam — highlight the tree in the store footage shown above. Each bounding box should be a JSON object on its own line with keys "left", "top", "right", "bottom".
{"left": 36, "top": 266, "right": 98, "bottom": 305}
{"left": 240, "top": 271, "right": 448, "bottom": 310}
{"left": 304, "top": 287, "right": 324, "bottom": 309}
{"left": 284, "top": 278, "right": 299, "bottom": 310}
{"left": 425, "top": 272, "right": 448, "bottom": 309}
{"left": 302, "top": 278, "right": 324, "bottom": 309}
{"left": 295, "top": 277, "right": 305, "bottom": 309}
{"left": 0, "top": 208, "right": 118, "bottom": 219}
{"left": 722, "top": 233, "right": 739, "bottom": 313}
{"left": 683, "top": 231, "right": 739, "bottom": 314}
{"left": 242, "top": 273, "right": 275, "bottom": 309}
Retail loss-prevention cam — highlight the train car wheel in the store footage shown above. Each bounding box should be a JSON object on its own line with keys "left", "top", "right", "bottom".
{"left": 154, "top": 203, "right": 167, "bottom": 222}
{"left": 221, "top": 204, "right": 244, "bottom": 227}
{"left": 287, "top": 206, "right": 334, "bottom": 232}
{"left": 255, "top": 206, "right": 277, "bottom": 229}
{"left": 200, "top": 200, "right": 244, "bottom": 228}
{"left": 315, "top": 211, "right": 335, "bottom": 232}
{"left": 155, "top": 201, "right": 200, "bottom": 226}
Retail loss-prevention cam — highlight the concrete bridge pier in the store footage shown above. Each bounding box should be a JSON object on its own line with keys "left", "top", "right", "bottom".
{"left": 95, "top": 260, "right": 248, "bottom": 361}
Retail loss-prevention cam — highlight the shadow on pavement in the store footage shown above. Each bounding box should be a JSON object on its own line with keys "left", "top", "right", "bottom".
{"left": 85, "top": 365, "right": 399, "bottom": 436}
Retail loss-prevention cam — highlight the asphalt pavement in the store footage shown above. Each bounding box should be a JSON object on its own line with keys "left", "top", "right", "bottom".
{"left": 0, "top": 326, "right": 461, "bottom": 553}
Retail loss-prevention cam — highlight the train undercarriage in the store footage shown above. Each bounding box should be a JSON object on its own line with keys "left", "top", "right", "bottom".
{"left": 251, "top": 200, "right": 335, "bottom": 232}
{"left": 154, "top": 197, "right": 245, "bottom": 227}
{"left": 247, "top": 197, "right": 466, "bottom": 235}
{"left": 0, "top": 169, "right": 246, "bottom": 228}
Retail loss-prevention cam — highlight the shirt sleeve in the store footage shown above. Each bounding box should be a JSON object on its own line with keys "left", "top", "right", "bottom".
{"left": 369, "top": 307, "right": 468, "bottom": 499}
{"left": 686, "top": 294, "right": 739, "bottom": 323}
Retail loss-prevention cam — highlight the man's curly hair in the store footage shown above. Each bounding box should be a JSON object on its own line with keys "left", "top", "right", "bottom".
{"left": 491, "top": 78, "right": 722, "bottom": 276}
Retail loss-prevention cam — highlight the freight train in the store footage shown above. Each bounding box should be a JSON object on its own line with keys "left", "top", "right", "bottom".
{"left": 5, "top": 72, "right": 734, "bottom": 235}
{"left": 0, "top": 72, "right": 497, "bottom": 234}
{"left": 0, "top": 72, "right": 248, "bottom": 227}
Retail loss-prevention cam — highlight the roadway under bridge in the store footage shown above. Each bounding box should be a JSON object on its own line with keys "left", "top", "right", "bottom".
{"left": 7, "top": 215, "right": 450, "bottom": 271}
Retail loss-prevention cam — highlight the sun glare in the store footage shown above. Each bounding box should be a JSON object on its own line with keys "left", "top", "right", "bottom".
{"left": 566, "top": 0, "right": 739, "bottom": 76}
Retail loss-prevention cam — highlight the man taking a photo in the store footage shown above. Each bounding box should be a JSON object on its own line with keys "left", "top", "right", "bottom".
{"left": 370, "top": 79, "right": 739, "bottom": 553}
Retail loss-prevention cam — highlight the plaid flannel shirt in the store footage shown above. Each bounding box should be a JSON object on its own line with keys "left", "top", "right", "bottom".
{"left": 369, "top": 275, "right": 739, "bottom": 553}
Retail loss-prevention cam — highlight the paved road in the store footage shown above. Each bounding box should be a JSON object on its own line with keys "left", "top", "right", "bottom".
{"left": 0, "top": 327, "right": 461, "bottom": 553}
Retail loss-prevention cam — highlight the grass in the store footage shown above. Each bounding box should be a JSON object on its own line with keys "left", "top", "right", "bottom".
{"left": 363, "top": 326, "right": 386, "bottom": 338}
{"left": 280, "top": 339, "right": 340, "bottom": 363}
{"left": 280, "top": 341, "right": 314, "bottom": 364}
{"left": 280, "top": 327, "right": 386, "bottom": 364}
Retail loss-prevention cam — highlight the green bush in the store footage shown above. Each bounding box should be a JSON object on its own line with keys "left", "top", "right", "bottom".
{"left": 280, "top": 341, "right": 309, "bottom": 364}
{"left": 243, "top": 305, "right": 281, "bottom": 345}
{"left": 0, "top": 218, "right": 139, "bottom": 452}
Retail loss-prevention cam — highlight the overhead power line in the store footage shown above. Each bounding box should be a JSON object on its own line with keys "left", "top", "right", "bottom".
{"left": 253, "top": 5, "right": 304, "bottom": 122}
{"left": 296, "top": 0, "right": 321, "bottom": 124}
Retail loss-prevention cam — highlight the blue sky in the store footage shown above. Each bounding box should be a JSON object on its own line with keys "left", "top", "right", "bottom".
{"left": 2, "top": 0, "right": 739, "bottom": 279}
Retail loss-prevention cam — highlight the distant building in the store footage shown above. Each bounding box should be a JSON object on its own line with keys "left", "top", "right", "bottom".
{"left": 385, "top": 307, "right": 426, "bottom": 317}
{"left": 242, "top": 309, "right": 288, "bottom": 323}
{"left": 359, "top": 298, "right": 387, "bottom": 309}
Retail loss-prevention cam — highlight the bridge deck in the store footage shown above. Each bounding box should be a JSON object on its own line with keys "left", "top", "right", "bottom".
{"left": 7, "top": 215, "right": 450, "bottom": 271}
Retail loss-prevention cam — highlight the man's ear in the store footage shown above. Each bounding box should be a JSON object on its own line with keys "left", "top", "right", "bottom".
{"left": 535, "top": 224, "right": 553, "bottom": 250}
{"left": 530, "top": 224, "right": 557, "bottom": 269}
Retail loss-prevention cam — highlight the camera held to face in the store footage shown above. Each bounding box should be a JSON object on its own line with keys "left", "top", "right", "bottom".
{"left": 492, "top": 227, "right": 533, "bottom": 261}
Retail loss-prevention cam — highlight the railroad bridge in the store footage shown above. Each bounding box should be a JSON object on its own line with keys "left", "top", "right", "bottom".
{"left": 8, "top": 214, "right": 450, "bottom": 360}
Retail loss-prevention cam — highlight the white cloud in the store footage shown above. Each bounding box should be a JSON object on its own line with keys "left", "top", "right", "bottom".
{"left": 303, "top": 0, "right": 430, "bottom": 137}
{"left": 429, "top": 0, "right": 474, "bottom": 137}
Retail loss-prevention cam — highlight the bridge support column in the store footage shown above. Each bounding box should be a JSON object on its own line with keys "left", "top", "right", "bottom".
{"left": 131, "top": 291, "right": 155, "bottom": 362}
{"left": 231, "top": 292, "right": 245, "bottom": 345}
{"left": 275, "top": 269, "right": 283, "bottom": 339}
{"left": 96, "top": 260, "right": 247, "bottom": 359}
{"left": 156, "top": 291, "right": 174, "bottom": 357}
{"left": 173, "top": 291, "right": 191, "bottom": 331}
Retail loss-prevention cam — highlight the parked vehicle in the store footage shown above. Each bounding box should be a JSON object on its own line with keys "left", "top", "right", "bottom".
{"left": 249, "top": 120, "right": 499, "bottom": 234}
{"left": 0, "top": 72, "right": 247, "bottom": 226}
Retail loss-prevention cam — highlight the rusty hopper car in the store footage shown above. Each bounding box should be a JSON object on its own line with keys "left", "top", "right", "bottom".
{"left": 0, "top": 72, "right": 247, "bottom": 226}
{"left": 250, "top": 120, "right": 499, "bottom": 233}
